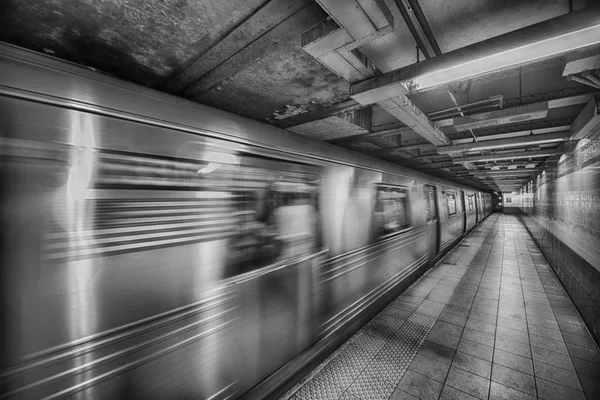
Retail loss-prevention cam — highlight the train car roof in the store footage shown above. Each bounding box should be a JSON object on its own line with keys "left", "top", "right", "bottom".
{"left": 1, "top": 42, "right": 487, "bottom": 192}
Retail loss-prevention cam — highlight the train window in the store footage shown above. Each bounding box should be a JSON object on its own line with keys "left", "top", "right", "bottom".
{"left": 226, "top": 155, "right": 321, "bottom": 277}
{"left": 375, "top": 185, "right": 411, "bottom": 237}
{"left": 468, "top": 195, "right": 474, "bottom": 211}
{"left": 446, "top": 192, "right": 457, "bottom": 216}
{"left": 424, "top": 185, "right": 437, "bottom": 222}
{"left": 267, "top": 182, "right": 319, "bottom": 259}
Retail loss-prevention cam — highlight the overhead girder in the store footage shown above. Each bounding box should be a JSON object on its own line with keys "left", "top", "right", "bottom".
{"left": 350, "top": 6, "right": 600, "bottom": 99}
{"left": 307, "top": 0, "right": 452, "bottom": 147}
{"left": 467, "top": 169, "right": 541, "bottom": 176}
{"left": 437, "top": 131, "right": 570, "bottom": 154}
{"left": 452, "top": 149, "right": 560, "bottom": 163}
{"left": 437, "top": 102, "right": 549, "bottom": 132}
{"left": 434, "top": 94, "right": 595, "bottom": 129}
{"left": 571, "top": 95, "right": 600, "bottom": 140}
{"left": 305, "top": 1, "right": 600, "bottom": 193}
{"left": 377, "top": 96, "right": 451, "bottom": 146}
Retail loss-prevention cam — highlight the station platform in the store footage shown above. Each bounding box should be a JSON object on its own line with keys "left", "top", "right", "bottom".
{"left": 279, "top": 214, "right": 600, "bottom": 400}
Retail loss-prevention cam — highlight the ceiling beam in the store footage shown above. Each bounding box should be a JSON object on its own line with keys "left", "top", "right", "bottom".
{"left": 182, "top": 2, "right": 324, "bottom": 97}
{"left": 376, "top": 96, "right": 452, "bottom": 145}
{"left": 275, "top": 99, "right": 363, "bottom": 128}
{"left": 328, "top": 126, "right": 413, "bottom": 144}
{"left": 385, "top": 143, "right": 437, "bottom": 153}
{"left": 393, "top": 0, "right": 441, "bottom": 59}
{"left": 433, "top": 94, "right": 592, "bottom": 131}
{"left": 437, "top": 131, "right": 570, "bottom": 154}
{"left": 493, "top": 179, "right": 530, "bottom": 184}
{"left": 453, "top": 149, "right": 560, "bottom": 162}
{"left": 350, "top": 6, "right": 600, "bottom": 99}
{"left": 329, "top": 95, "right": 586, "bottom": 146}
{"left": 477, "top": 160, "right": 542, "bottom": 171}
{"left": 304, "top": 0, "right": 393, "bottom": 84}
{"left": 468, "top": 169, "right": 540, "bottom": 176}
{"left": 437, "top": 102, "right": 549, "bottom": 132}
{"left": 315, "top": 0, "right": 393, "bottom": 42}
{"left": 164, "top": 0, "right": 313, "bottom": 94}
{"left": 304, "top": 0, "right": 451, "bottom": 149}
{"left": 570, "top": 95, "right": 600, "bottom": 140}
{"left": 563, "top": 52, "right": 600, "bottom": 76}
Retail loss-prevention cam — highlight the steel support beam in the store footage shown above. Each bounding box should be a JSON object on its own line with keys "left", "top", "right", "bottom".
{"left": 182, "top": 2, "right": 324, "bottom": 96}
{"left": 275, "top": 99, "right": 362, "bottom": 128}
{"left": 393, "top": 0, "right": 441, "bottom": 59}
{"left": 328, "top": 126, "right": 413, "bottom": 144}
{"left": 438, "top": 131, "right": 570, "bottom": 154}
{"left": 469, "top": 169, "right": 541, "bottom": 176}
{"left": 164, "top": 0, "right": 313, "bottom": 94}
{"left": 376, "top": 142, "right": 437, "bottom": 153}
{"left": 315, "top": 0, "right": 392, "bottom": 41}
{"left": 435, "top": 102, "right": 549, "bottom": 132}
{"left": 493, "top": 178, "right": 530, "bottom": 183}
{"left": 477, "top": 163, "right": 541, "bottom": 170}
{"left": 453, "top": 149, "right": 560, "bottom": 163}
{"left": 563, "top": 53, "right": 600, "bottom": 76}
{"left": 376, "top": 96, "right": 451, "bottom": 145}
{"left": 571, "top": 95, "right": 600, "bottom": 140}
{"left": 350, "top": 6, "right": 600, "bottom": 98}
{"left": 433, "top": 95, "right": 593, "bottom": 131}
{"left": 569, "top": 75, "right": 600, "bottom": 89}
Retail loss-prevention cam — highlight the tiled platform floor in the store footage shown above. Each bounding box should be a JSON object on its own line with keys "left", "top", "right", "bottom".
{"left": 280, "top": 214, "right": 600, "bottom": 400}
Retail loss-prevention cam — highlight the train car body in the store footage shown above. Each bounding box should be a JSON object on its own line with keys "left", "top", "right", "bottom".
{"left": 0, "top": 43, "right": 492, "bottom": 400}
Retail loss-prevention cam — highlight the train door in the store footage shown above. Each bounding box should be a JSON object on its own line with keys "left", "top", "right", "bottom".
{"left": 232, "top": 154, "right": 328, "bottom": 388}
{"left": 424, "top": 185, "right": 439, "bottom": 257}
{"left": 475, "top": 193, "right": 480, "bottom": 222}
{"left": 460, "top": 191, "right": 467, "bottom": 234}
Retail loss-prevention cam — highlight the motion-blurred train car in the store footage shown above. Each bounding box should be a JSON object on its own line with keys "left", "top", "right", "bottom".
{"left": 0, "top": 43, "right": 492, "bottom": 399}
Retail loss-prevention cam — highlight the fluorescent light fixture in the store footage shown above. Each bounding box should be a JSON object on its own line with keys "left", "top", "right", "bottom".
{"left": 405, "top": 15, "right": 600, "bottom": 91}
{"left": 508, "top": 166, "right": 517, "bottom": 169}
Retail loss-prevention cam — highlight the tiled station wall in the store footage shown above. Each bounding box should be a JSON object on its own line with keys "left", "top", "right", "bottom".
{"left": 509, "top": 135, "right": 600, "bottom": 344}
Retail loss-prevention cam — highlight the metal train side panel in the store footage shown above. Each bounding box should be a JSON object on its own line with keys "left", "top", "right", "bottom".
{"left": 0, "top": 44, "right": 495, "bottom": 400}
{"left": 0, "top": 95, "right": 327, "bottom": 399}
{"left": 318, "top": 172, "right": 429, "bottom": 338}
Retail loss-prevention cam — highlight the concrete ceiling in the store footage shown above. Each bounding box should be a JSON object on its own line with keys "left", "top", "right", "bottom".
{"left": 2, "top": 0, "right": 600, "bottom": 192}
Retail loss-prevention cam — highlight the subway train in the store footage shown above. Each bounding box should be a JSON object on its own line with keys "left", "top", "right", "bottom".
{"left": 0, "top": 42, "right": 492, "bottom": 400}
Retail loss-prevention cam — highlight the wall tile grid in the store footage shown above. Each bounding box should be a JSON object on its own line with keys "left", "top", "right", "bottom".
{"left": 517, "top": 135, "right": 600, "bottom": 344}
